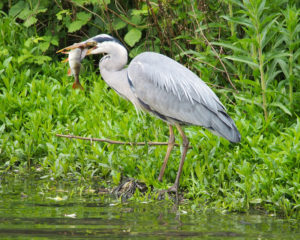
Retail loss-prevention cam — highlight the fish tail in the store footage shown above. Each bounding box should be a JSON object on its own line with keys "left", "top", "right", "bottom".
{"left": 72, "top": 81, "right": 84, "bottom": 90}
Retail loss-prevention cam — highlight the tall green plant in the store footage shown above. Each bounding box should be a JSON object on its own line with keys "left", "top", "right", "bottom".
{"left": 221, "top": 0, "right": 292, "bottom": 121}
{"left": 280, "top": 6, "right": 300, "bottom": 109}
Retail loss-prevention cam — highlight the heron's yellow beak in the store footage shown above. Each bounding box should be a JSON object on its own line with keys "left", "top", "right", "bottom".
{"left": 57, "top": 41, "right": 97, "bottom": 54}
{"left": 85, "top": 46, "right": 98, "bottom": 56}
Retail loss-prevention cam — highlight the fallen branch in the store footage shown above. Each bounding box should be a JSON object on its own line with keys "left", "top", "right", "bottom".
{"left": 56, "top": 134, "right": 182, "bottom": 147}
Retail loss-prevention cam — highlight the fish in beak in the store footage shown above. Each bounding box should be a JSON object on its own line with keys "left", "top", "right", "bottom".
{"left": 56, "top": 41, "right": 97, "bottom": 54}
{"left": 57, "top": 41, "right": 98, "bottom": 90}
{"left": 68, "top": 48, "right": 85, "bottom": 90}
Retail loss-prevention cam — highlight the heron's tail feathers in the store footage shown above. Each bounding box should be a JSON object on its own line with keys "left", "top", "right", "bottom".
{"left": 209, "top": 111, "right": 241, "bottom": 143}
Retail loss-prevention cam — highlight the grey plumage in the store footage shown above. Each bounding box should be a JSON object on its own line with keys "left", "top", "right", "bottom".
{"left": 64, "top": 34, "right": 241, "bottom": 194}
{"left": 128, "top": 52, "right": 240, "bottom": 143}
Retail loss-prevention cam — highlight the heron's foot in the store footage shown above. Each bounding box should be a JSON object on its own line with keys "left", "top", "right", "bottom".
{"left": 157, "top": 189, "right": 168, "bottom": 201}
{"left": 112, "top": 178, "right": 148, "bottom": 201}
{"left": 168, "top": 185, "right": 180, "bottom": 204}
{"left": 167, "top": 185, "right": 178, "bottom": 193}
{"left": 157, "top": 185, "right": 183, "bottom": 203}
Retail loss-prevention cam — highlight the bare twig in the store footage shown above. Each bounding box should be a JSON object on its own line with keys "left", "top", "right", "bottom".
{"left": 53, "top": 0, "right": 64, "bottom": 11}
{"left": 145, "top": 0, "right": 165, "bottom": 46}
{"left": 190, "top": 5, "right": 238, "bottom": 92}
{"left": 199, "top": 27, "right": 238, "bottom": 89}
{"left": 56, "top": 134, "right": 183, "bottom": 147}
{"left": 69, "top": 0, "right": 105, "bottom": 23}
{"left": 106, "top": 8, "right": 139, "bottom": 28}
{"left": 173, "top": 39, "right": 237, "bottom": 106}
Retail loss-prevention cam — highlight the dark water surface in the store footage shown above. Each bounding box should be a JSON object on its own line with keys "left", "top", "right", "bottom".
{"left": 0, "top": 174, "right": 299, "bottom": 239}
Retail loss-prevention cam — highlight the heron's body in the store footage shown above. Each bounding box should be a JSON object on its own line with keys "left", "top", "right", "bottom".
{"left": 60, "top": 34, "right": 241, "bottom": 195}
{"left": 99, "top": 45, "right": 240, "bottom": 143}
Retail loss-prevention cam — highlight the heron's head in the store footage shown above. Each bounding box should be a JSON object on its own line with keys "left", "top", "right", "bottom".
{"left": 57, "top": 34, "right": 128, "bottom": 71}
{"left": 86, "top": 34, "right": 126, "bottom": 55}
{"left": 57, "top": 34, "right": 126, "bottom": 56}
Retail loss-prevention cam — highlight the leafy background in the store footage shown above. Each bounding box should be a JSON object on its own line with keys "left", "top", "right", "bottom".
{"left": 0, "top": 0, "right": 299, "bottom": 218}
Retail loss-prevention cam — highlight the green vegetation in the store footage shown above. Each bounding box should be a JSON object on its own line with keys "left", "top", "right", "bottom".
{"left": 0, "top": 0, "right": 299, "bottom": 218}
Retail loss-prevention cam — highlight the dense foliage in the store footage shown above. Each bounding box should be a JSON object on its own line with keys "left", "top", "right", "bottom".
{"left": 0, "top": 0, "right": 299, "bottom": 218}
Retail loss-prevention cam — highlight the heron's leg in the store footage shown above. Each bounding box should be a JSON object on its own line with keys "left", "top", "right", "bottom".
{"left": 168, "top": 124, "right": 189, "bottom": 193}
{"left": 158, "top": 125, "right": 175, "bottom": 182}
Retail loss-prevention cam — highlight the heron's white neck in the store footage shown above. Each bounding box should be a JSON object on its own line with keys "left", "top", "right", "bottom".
{"left": 99, "top": 41, "right": 128, "bottom": 72}
{"left": 97, "top": 41, "right": 137, "bottom": 106}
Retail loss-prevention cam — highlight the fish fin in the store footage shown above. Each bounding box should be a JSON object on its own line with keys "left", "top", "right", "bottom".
{"left": 62, "top": 58, "right": 69, "bottom": 63}
{"left": 81, "top": 48, "right": 88, "bottom": 60}
{"left": 67, "top": 68, "right": 72, "bottom": 76}
{"left": 72, "top": 81, "right": 84, "bottom": 90}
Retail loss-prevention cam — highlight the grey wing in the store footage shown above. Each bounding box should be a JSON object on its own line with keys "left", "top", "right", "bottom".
{"left": 127, "top": 52, "right": 241, "bottom": 143}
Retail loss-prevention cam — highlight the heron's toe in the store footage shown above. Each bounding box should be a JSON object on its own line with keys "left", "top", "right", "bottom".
{"left": 167, "top": 185, "right": 178, "bottom": 193}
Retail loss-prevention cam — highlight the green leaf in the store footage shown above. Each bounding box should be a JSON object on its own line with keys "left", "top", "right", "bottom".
{"left": 39, "top": 42, "right": 50, "bottom": 52}
{"left": 293, "top": 48, "right": 300, "bottom": 59}
{"left": 222, "top": 16, "right": 252, "bottom": 28}
{"left": 240, "top": 79, "right": 260, "bottom": 88}
{"left": 261, "top": 16, "right": 279, "bottom": 49}
{"left": 270, "top": 102, "right": 292, "bottom": 116}
{"left": 18, "top": 55, "right": 30, "bottom": 64}
{"left": 275, "top": 59, "right": 289, "bottom": 79}
{"left": 124, "top": 28, "right": 142, "bottom": 47}
{"left": 56, "top": 10, "right": 70, "bottom": 20}
{"left": 264, "top": 52, "right": 290, "bottom": 65}
{"left": 34, "top": 56, "right": 52, "bottom": 65}
{"left": 196, "top": 22, "right": 226, "bottom": 31}
{"left": 257, "top": 0, "right": 266, "bottom": 17}
{"left": 18, "top": 8, "right": 32, "bottom": 20}
{"left": 67, "top": 12, "right": 91, "bottom": 33}
{"left": 68, "top": 21, "right": 85, "bottom": 33}
{"left": 131, "top": 9, "right": 148, "bottom": 16}
{"left": 250, "top": 198, "right": 263, "bottom": 204}
{"left": 77, "top": 12, "right": 91, "bottom": 23}
{"left": 3, "top": 56, "right": 13, "bottom": 68}
{"left": 226, "top": 0, "right": 245, "bottom": 9}
{"left": 0, "top": 124, "right": 5, "bottom": 133}
{"left": 36, "top": 8, "right": 47, "bottom": 14}
{"left": 112, "top": 19, "right": 127, "bottom": 30}
{"left": 131, "top": 15, "right": 142, "bottom": 25}
{"left": 9, "top": 1, "right": 26, "bottom": 17}
{"left": 225, "top": 55, "right": 259, "bottom": 68}
{"left": 51, "top": 38, "right": 59, "bottom": 46}
{"left": 24, "top": 16, "right": 37, "bottom": 27}
{"left": 100, "top": 0, "right": 110, "bottom": 5}
{"left": 235, "top": 95, "right": 262, "bottom": 108}
{"left": 212, "top": 42, "right": 247, "bottom": 54}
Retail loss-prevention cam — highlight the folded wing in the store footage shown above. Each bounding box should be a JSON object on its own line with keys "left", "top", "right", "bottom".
{"left": 127, "top": 52, "right": 241, "bottom": 143}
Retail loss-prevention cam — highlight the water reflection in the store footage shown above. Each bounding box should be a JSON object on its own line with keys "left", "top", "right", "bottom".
{"left": 0, "top": 174, "right": 299, "bottom": 239}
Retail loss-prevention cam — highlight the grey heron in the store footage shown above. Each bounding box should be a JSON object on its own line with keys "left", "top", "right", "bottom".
{"left": 60, "top": 34, "right": 241, "bottom": 194}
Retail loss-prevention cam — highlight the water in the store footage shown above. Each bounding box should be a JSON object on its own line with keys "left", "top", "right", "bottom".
{"left": 0, "top": 174, "right": 299, "bottom": 239}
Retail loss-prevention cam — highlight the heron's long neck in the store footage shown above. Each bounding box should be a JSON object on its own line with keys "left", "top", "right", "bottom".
{"left": 99, "top": 43, "right": 135, "bottom": 102}
{"left": 99, "top": 43, "right": 128, "bottom": 73}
